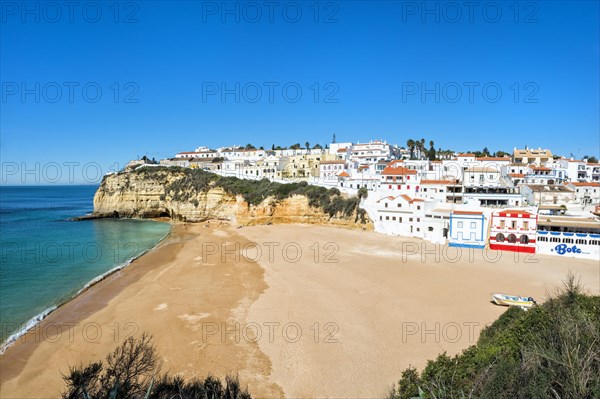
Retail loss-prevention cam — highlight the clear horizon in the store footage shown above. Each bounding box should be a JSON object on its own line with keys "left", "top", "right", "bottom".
{"left": 2, "top": 0, "right": 599, "bottom": 184}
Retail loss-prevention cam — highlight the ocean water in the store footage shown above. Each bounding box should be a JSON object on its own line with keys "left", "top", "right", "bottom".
{"left": 0, "top": 185, "right": 171, "bottom": 349}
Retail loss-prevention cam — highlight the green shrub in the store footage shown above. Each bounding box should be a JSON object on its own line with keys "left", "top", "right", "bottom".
{"left": 389, "top": 273, "right": 600, "bottom": 398}
{"left": 62, "top": 333, "right": 252, "bottom": 399}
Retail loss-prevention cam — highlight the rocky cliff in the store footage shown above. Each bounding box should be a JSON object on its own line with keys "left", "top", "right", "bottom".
{"left": 92, "top": 167, "right": 372, "bottom": 230}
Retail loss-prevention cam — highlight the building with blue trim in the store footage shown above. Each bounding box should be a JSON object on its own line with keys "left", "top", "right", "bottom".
{"left": 448, "top": 211, "right": 486, "bottom": 249}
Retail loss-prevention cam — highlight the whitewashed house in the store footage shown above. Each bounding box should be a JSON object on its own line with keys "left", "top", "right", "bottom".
{"left": 372, "top": 194, "right": 425, "bottom": 237}
{"left": 379, "top": 165, "right": 420, "bottom": 194}
{"left": 422, "top": 203, "right": 451, "bottom": 244}
{"left": 349, "top": 141, "right": 392, "bottom": 164}
{"left": 448, "top": 211, "right": 487, "bottom": 249}
{"left": 319, "top": 160, "right": 346, "bottom": 179}
{"left": 521, "top": 185, "right": 576, "bottom": 205}
{"left": 489, "top": 210, "right": 538, "bottom": 254}
{"left": 565, "top": 182, "right": 600, "bottom": 205}
{"left": 176, "top": 150, "right": 219, "bottom": 159}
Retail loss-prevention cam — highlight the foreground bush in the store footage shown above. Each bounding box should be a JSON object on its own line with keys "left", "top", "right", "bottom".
{"left": 62, "top": 333, "right": 251, "bottom": 399}
{"left": 388, "top": 273, "right": 600, "bottom": 398}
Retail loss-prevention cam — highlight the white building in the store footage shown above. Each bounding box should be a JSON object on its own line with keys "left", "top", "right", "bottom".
{"left": 371, "top": 194, "right": 425, "bottom": 237}
{"left": 160, "top": 158, "right": 191, "bottom": 167}
{"left": 556, "top": 159, "right": 587, "bottom": 182}
{"left": 489, "top": 209, "right": 537, "bottom": 254}
{"left": 349, "top": 141, "right": 392, "bottom": 164}
{"left": 379, "top": 165, "right": 419, "bottom": 194}
{"left": 319, "top": 160, "right": 346, "bottom": 179}
{"left": 329, "top": 142, "right": 353, "bottom": 156}
{"left": 565, "top": 182, "right": 600, "bottom": 205}
{"left": 218, "top": 148, "right": 266, "bottom": 161}
{"left": 448, "top": 210, "right": 487, "bottom": 249}
{"left": 521, "top": 185, "right": 576, "bottom": 205}
{"left": 523, "top": 166, "right": 567, "bottom": 185}
{"left": 176, "top": 150, "right": 219, "bottom": 159}
{"left": 463, "top": 167, "right": 502, "bottom": 188}
{"left": 536, "top": 216, "right": 600, "bottom": 260}
{"left": 422, "top": 204, "right": 451, "bottom": 244}
{"left": 418, "top": 179, "right": 460, "bottom": 203}
{"left": 586, "top": 163, "right": 600, "bottom": 182}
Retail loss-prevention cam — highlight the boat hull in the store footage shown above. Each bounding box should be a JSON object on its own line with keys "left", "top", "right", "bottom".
{"left": 491, "top": 293, "right": 536, "bottom": 308}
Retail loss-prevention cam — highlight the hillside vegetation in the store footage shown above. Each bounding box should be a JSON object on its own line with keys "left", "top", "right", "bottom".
{"left": 388, "top": 274, "right": 600, "bottom": 399}
{"left": 132, "top": 166, "right": 369, "bottom": 221}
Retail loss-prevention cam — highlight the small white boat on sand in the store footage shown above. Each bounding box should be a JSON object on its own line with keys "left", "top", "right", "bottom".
{"left": 491, "top": 293, "right": 537, "bottom": 309}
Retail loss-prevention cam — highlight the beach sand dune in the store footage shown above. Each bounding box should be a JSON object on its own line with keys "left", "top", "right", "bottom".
{"left": 1, "top": 224, "right": 598, "bottom": 398}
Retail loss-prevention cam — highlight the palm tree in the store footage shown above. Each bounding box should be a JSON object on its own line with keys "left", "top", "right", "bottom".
{"left": 407, "top": 139, "right": 415, "bottom": 159}
{"left": 428, "top": 140, "right": 436, "bottom": 160}
{"left": 305, "top": 142, "right": 310, "bottom": 151}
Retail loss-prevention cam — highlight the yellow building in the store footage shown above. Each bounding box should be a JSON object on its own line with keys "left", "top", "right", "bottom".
{"left": 280, "top": 153, "right": 337, "bottom": 179}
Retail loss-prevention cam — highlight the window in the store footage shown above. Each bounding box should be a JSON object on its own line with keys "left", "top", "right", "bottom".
{"left": 538, "top": 236, "right": 547, "bottom": 242}
{"left": 399, "top": 217, "right": 403, "bottom": 223}
{"left": 563, "top": 238, "right": 573, "bottom": 244}
{"left": 551, "top": 237, "right": 560, "bottom": 243}
{"left": 511, "top": 221, "right": 517, "bottom": 229}
{"left": 417, "top": 228, "right": 420, "bottom": 232}
{"left": 417, "top": 206, "right": 421, "bottom": 210}
{"left": 470, "top": 222, "right": 476, "bottom": 229}
{"left": 576, "top": 239, "right": 587, "bottom": 245}
{"left": 379, "top": 216, "right": 382, "bottom": 220}
{"left": 458, "top": 221, "right": 463, "bottom": 228}
{"left": 409, "top": 218, "right": 413, "bottom": 222}
{"left": 385, "top": 203, "right": 388, "bottom": 208}
{"left": 523, "top": 221, "right": 529, "bottom": 230}
{"left": 417, "top": 218, "right": 420, "bottom": 222}
{"left": 508, "top": 234, "right": 517, "bottom": 243}
{"left": 397, "top": 203, "right": 402, "bottom": 208}
{"left": 519, "top": 235, "right": 529, "bottom": 244}
{"left": 428, "top": 226, "right": 434, "bottom": 232}
{"left": 496, "top": 233, "right": 505, "bottom": 242}
{"left": 500, "top": 220, "right": 505, "bottom": 229}
{"left": 590, "top": 240, "right": 599, "bottom": 246}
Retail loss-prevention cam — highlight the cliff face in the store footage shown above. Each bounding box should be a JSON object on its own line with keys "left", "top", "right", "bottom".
{"left": 93, "top": 168, "right": 372, "bottom": 230}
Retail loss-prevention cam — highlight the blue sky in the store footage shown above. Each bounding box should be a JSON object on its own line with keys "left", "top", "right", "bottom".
{"left": 1, "top": 0, "right": 599, "bottom": 184}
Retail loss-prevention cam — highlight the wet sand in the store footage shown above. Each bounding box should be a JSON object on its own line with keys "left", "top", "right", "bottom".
{"left": 1, "top": 223, "right": 598, "bottom": 398}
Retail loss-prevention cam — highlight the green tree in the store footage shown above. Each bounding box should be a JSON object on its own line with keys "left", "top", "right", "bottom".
{"left": 290, "top": 143, "right": 302, "bottom": 150}
{"left": 305, "top": 142, "right": 310, "bottom": 151}
{"left": 427, "top": 140, "right": 436, "bottom": 160}
{"left": 357, "top": 187, "right": 368, "bottom": 200}
{"left": 584, "top": 155, "right": 598, "bottom": 163}
{"left": 406, "top": 139, "right": 415, "bottom": 159}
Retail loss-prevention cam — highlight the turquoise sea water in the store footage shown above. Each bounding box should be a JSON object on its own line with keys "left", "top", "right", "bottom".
{"left": 0, "top": 185, "right": 171, "bottom": 349}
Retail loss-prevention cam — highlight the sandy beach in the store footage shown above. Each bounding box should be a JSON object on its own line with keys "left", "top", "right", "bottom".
{"left": 1, "top": 223, "right": 598, "bottom": 398}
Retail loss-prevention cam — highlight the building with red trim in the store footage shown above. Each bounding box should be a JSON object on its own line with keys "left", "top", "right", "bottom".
{"left": 489, "top": 210, "right": 538, "bottom": 253}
